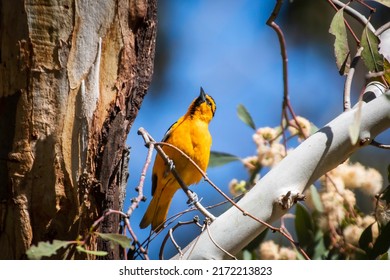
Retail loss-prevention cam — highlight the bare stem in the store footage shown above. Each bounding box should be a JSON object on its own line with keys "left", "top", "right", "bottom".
{"left": 159, "top": 219, "right": 201, "bottom": 260}
{"left": 344, "top": 47, "right": 363, "bottom": 111}
{"left": 370, "top": 140, "right": 390, "bottom": 149}
{"left": 127, "top": 133, "right": 155, "bottom": 217}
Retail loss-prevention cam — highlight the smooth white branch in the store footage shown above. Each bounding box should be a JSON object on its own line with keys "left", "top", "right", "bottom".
{"left": 172, "top": 85, "right": 390, "bottom": 260}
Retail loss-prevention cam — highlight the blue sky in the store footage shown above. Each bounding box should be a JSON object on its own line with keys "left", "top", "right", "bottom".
{"left": 125, "top": 0, "right": 348, "bottom": 259}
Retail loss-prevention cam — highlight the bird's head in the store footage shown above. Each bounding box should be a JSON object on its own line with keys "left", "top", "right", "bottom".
{"left": 188, "top": 87, "right": 216, "bottom": 123}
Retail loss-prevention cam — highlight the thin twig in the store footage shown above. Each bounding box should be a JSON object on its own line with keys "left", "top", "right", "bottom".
{"left": 204, "top": 219, "right": 237, "bottom": 260}
{"left": 135, "top": 193, "right": 245, "bottom": 258}
{"left": 157, "top": 142, "right": 311, "bottom": 260}
{"left": 355, "top": 0, "right": 376, "bottom": 13}
{"left": 159, "top": 219, "right": 202, "bottom": 260}
{"left": 126, "top": 131, "right": 155, "bottom": 217}
{"left": 331, "top": 0, "right": 376, "bottom": 36}
{"left": 126, "top": 219, "right": 149, "bottom": 260}
{"left": 90, "top": 209, "right": 128, "bottom": 231}
{"left": 344, "top": 47, "right": 363, "bottom": 111}
{"left": 161, "top": 193, "right": 245, "bottom": 228}
{"left": 156, "top": 134, "right": 312, "bottom": 259}
{"left": 89, "top": 208, "right": 149, "bottom": 260}
{"left": 156, "top": 141, "right": 278, "bottom": 230}
{"left": 370, "top": 139, "right": 390, "bottom": 149}
{"left": 280, "top": 213, "right": 311, "bottom": 260}
{"left": 266, "top": 0, "right": 308, "bottom": 144}
{"left": 139, "top": 128, "right": 310, "bottom": 259}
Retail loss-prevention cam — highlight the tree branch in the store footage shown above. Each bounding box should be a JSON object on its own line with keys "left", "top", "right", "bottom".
{"left": 171, "top": 86, "right": 390, "bottom": 260}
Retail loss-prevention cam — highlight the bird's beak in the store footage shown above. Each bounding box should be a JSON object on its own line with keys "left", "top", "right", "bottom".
{"left": 199, "top": 87, "right": 206, "bottom": 101}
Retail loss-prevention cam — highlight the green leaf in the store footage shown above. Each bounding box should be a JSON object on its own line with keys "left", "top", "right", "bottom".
{"left": 312, "top": 231, "right": 328, "bottom": 260}
{"left": 76, "top": 246, "right": 108, "bottom": 257}
{"left": 359, "top": 223, "right": 374, "bottom": 256}
{"left": 208, "top": 151, "right": 240, "bottom": 167}
{"left": 372, "top": 0, "right": 390, "bottom": 8}
{"left": 309, "top": 185, "right": 324, "bottom": 213}
{"left": 237, "top": 104, "right": 256, "bottom": 130}
{"left": 329, "top": 8, "right": 350, "bottom": 75}
{"left": 26, "top": 240, "right": 73, "bottom": 260}
{"left": 242, "top": 250, "right": 253, "bottom": 260}
{"left": 295, "top": 203, "right": 314, "bottom": 248}
{"left": 95, "top": 232, "right": 133, "bottom": 249}
{"left": 370, "top": 222, "right": 390, "bottom": 259}
{"left": 379, "top": 252, "right": 389, "bottom": 260}
{"left": 361, "top": 26, "right": 383, "bottom": 72}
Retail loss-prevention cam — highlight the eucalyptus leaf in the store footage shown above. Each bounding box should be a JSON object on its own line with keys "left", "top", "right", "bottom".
{"left": 237, "top": 104, "right": 256, "bottom": 130}
{"left": 26, "top": 240, "right": 73, "bottom": 260}
{"left": 95, "top": 232, "right": 133, "bottom": 249}
{"left": 361, "top": 26, "right": 383, "bottom": 72}
{"left": 208, "top": 151, "right": 240, "bottom": 167}
{"left": 242, "top": 250, "right": 253, "bottom": 260}
{"left": 359, "top": 223, "right": 374, "bottom": 255}
{"left": 370, "top": 222, "right": 390, "bottom": 259}
{"left": 295, "top": 203, "right": 314, "bottom": 248}
{"left": 329, "top": 8, "right": 350, "bottom": 75}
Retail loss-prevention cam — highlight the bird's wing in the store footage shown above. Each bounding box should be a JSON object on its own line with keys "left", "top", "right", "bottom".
{"left": 151, "top": 173, "right": 158, "bottom": 196}
{"left": 161, "top": 121, "right": 177, "bottom": 142}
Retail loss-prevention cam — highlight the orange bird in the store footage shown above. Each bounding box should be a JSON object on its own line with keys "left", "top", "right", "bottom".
{"left": 140, "top": 87, "right": 216, "bottom": 232}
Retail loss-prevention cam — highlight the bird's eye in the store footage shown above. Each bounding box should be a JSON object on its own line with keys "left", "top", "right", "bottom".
{"left": 206, "top": 100, "right": 212, "bottom": 106}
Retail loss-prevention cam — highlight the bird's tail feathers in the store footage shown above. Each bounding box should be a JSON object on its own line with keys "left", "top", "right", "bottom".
{"left": 139, "top": 186, "right": 176, "bottom": 232}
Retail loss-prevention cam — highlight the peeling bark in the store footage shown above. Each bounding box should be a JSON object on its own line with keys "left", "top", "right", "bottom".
{"left": 0, "top": 0, "right": 157, "bottom": 259}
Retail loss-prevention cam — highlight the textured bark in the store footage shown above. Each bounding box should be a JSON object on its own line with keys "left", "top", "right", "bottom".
{"left": 0, "top": 0, "right": 157, "bottom": 259}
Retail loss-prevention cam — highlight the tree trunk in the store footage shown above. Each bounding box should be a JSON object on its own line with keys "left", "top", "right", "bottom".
{"left": 0, "top": 0, "right": 157, "bottom": 259}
